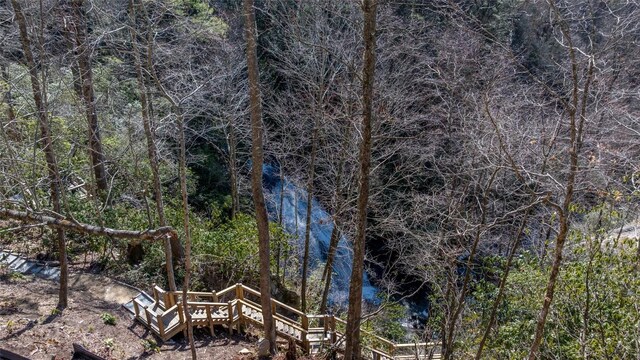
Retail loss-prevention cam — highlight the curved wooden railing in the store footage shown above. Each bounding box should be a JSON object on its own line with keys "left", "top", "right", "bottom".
{"left": 131, "top": 283, "right": 440, "bottom": 359}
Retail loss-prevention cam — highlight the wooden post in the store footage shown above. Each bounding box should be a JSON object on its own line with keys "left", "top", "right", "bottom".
{"left": 236, "top": 284, "right": 244, "bottom": 333}
{"left": 132, "top": 298, "right": 140, "bottom": 318}
{"left": 144, "top": 308, "right": 152, "bottom": 326}
{"left": 206, "top": 304, "right": 214, "bottom": 336}
{"left": 152, "top": 283, "right": 158, "bottom": 302}
{"left": 212, "top": 290, "right": 218, "bottom": 302}
{"left": 157, "top": 311, "right": 165, "bottom": 338}
{"left": 177, "top": 303, "right": 184, "bottom": 324}
{"left": 235, "top": 284, "right": 244, "bottom": 302}
{"left": 227, "top": 301, "right": 234, "bottom": 335}
{"left": 301, "top": 314, "right": 309, "bottom": 354}
{"left": 330, "top": 316, "right": 337, "bottom": 344}
{"left": 323, "top": 315, "right": 330, "bottom": 346}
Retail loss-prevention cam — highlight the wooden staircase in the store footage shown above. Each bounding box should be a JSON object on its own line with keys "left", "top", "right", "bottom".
{"left": 129, "top": 283, "right": 441, "bottom": 359}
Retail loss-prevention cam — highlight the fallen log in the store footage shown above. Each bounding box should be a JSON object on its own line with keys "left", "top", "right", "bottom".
{"left": 0, "top": 348, "right": 31, "bottom": 360}
{"left": 72, "top": 343, "right": 107, "bottom": 360}
{"left": 0, "top": 208, "right": 177, "bottom": 241}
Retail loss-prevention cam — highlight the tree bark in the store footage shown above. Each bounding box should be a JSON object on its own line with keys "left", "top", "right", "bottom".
{"left": 10, "top": 0, "right": 68, "bottom": 310}
{"left": 128, "top": 0, "right": 176, "bottom": 292}
{"left": 243, "top": 0, "right": 276, "bottom": 354}
{"left": 344, "top": 0, "right": 377, "bottom": 358}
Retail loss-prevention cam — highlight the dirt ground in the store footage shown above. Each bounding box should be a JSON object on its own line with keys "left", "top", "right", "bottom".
{"left": 0, "top": 271, "right": 257, "bottom": 360}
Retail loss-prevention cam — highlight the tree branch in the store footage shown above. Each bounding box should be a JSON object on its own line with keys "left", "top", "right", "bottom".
{"left": 0, "top": 208, "right": 178, "bottom": 241}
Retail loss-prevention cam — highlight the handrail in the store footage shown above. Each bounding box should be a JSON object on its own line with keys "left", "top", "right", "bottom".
{"left": 394, "top": 342, "right": 438, "bottom": 349}
{"left": 361, "top": 328, "right": 396, "bottom": 349}
{"left": 239, "top": 284, "right": 261, "bottom": 297}
{"left": 217, "top": 284, "right": 236, "bottom": 297}
{"left": 186, "top": 301, "right": 228, "bottom": 307}
{"left": 135, "top": 283, "right": 440, "bottom": 359}
{"left": 270, "top": 297, "right": 304, "bottom": 316}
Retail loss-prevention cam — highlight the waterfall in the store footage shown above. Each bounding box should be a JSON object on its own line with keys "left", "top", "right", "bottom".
{"left": 262, "top": 165, "right": 378, "bottom": 305}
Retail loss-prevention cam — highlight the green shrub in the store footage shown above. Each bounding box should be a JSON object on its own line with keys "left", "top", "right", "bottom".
{"left": 100, "top": 312, "right": 117, "bottom": 326}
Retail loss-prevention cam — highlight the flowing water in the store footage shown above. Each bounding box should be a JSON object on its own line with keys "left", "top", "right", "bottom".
{"left": 262, "top": 165, "right": 378, "bottom": 305}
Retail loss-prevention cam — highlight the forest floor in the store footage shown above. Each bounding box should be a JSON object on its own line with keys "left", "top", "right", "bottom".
{"left": 0, "top": 269, "right": 258, "bottom": 359}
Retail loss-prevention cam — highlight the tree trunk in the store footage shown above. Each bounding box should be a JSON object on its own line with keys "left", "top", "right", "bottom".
{"left": 177, "top": 111, "right": 196, "bottom": 360}
{"left": 319, "top": 223, "right": 340, "bottom": 314}
{"left": 475, "top": 210, "right": 531, "bottom": 359}
{"left": 301, "top": 122, "right": 318, "bottom": 313}
{"left": 527, "top": 2, "right": 592, "bottom": 356}
{"left": 243, "top": 0, "right": 276, "bottom": 354}
{"left": 67, "top": 0, "right": 109, "bottom": 199}
{"left": 228, "top": 117, "right": 239, "bottom": 219}
{"left": 443, "top": 170, "right": 498, "bottom": 359}
{"left": 320, "top": 110, "right": 352, "bottom": 314}
{"left": 141, "top": 1, "right": 184, "bottom": 265}
{"left": 344, "top": 0, "right": 377, "bottom": 358}
{"left": 128, "top": 0, "right": 176, "bottom": 291}
{"left": 11, "top": 0, "right": 68, "bottom": 310}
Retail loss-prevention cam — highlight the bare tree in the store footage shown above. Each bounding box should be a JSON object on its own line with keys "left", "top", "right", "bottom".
{"left": 10, "top": 0, "right": 68, "bottom": 310}
{"left": 63, "top": 0, "right": 109, "bottom": 199}
{"left": 344, "top": 0, "right": 377, "bottom": 358}
{"left": 127, "top": 0, "right": 176, "bottom": 292}
{"left": 243, "top": 0, "right": 276, "bottom": 353}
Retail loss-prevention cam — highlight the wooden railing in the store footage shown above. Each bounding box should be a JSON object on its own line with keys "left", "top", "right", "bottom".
{"left": 132, "top": 283, "right": 440, "bottom": 359}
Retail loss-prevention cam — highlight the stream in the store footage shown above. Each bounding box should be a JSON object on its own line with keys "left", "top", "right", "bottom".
{"left": 262, "top": 165, "right": 378, "bottom": 305}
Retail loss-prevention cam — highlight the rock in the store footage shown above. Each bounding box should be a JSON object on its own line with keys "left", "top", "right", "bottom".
{"left": 238, "top": 348, "right": 253, "bottom": 355}
{"left": 257, "top": 338, "right": 270, "bottom": 357}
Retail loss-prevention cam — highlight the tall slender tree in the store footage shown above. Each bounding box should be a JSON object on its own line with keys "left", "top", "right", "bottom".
{"left": 10, "top": 0, "right": 68, "bottom": 310}
{"left": 243, "top": 0, "right": 276, "bottom": 353}
{"left": 344, "top": 0, "right": 377, "bottom": 358}
{"left": 300, "top": 119, "right": 318, "bottom": 313}
{"left": 127, "top": 0, "right": 176, "bottom": 292}
{"left": 64, "top": 0, "right": 109, "bottom": 199}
